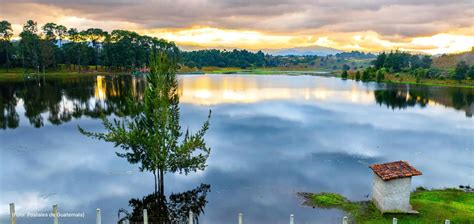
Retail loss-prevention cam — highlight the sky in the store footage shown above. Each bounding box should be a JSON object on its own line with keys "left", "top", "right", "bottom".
{"left": 1, "top": 0, "right": 474, "bottom": 54}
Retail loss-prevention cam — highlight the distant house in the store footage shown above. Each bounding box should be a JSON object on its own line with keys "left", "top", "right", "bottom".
{"left": 369, "top": 161, "right": 422, "bottom": 213}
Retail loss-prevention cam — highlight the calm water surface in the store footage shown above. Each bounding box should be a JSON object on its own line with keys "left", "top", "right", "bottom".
{"left": 0, "top": 74, "right": 473, "bottom": 223}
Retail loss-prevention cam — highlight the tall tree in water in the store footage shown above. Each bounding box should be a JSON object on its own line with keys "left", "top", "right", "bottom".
{"left": 79, "top": 49, "right": 211, "bottom": 197}
{"left": 0, "top": 20, "right": 14, "bottom": 70}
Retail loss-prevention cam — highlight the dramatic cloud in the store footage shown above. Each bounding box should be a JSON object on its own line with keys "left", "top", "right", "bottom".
{"left": 1, "top": 0, "right": 473, "bottom": 53}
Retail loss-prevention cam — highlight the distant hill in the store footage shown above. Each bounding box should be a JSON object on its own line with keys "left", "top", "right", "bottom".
{"left": 264, "top": 46, "right": 343, "bottom": 56}
{"left": 433, "top": 47, "right": 474, "bottom": 69}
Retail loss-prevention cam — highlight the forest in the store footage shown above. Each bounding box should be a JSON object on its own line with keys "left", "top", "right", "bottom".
{"left": 1, "top": 19, "right": 376, "bottom": 72}
{"left": 0, "top": 20, "right": 177, "bottom": 72}
{"left": 1, "top": 19, "right": 473, "bottom": 81}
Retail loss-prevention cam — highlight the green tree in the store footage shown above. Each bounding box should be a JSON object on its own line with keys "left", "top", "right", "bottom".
{"left": 19, "top": 20, "right": 40, "bottom": 71}
{"left": 55, "top": 25, "right": 67, "bottom": 47}
{"left": 362, "top": 69, "right": 371, "bottom": 81}
{"left": 372, "top": 52, "right": 386, "bottom": 69}
{"left": 376, "top": 70, "right": 385, "bottom": 82}
{"left": 79, "top": 50, "right": 211, "bottom": 196}
{"left": 454, "top": 61, "right": 469, "bottom": 81}
{"left": 355, "top": 71, "right": 361, "bottom": 81}
{"left": 0, "top": 20, "right": 14, "bottom": 69}
{"left": 85, "top": 28, "right": 105, "bottom": 70}
{"left": 42, "top": 23, "right": 58, "bottom": 69}
{"left": 341, "top": 70, "right": 348, "bottom": 79}
{"left": 467, "top": 66, "right": 474, "bottom": 80}
{"left": 42, "top": 23, "right": 57, "bottom": 42}
{"left": 342, "top": 64, "right": 350, "bottom": 71}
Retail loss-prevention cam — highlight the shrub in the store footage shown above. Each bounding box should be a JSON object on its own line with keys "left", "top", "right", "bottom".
{"left": 355, "top": 71, "right": 361, "bottom": 80}
{"left": 341, "top": 70, "right": 348, "bottom": 79}
{"left": 376, "top": 70, "right": 385, "bottom": 82}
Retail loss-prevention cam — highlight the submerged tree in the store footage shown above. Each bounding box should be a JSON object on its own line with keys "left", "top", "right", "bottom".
{"left": 79, "top": 49, "right": 211, "bottom": 197}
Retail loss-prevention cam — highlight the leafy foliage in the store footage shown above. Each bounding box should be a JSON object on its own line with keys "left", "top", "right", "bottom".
{"left": 79, "top": 50, "right": 211, "bottom": 196}
{"left": 372, "top": 51, "right": 432, "bottom": 72}
{"left": 0, "top": 19, "right": 176, "bottom": 72}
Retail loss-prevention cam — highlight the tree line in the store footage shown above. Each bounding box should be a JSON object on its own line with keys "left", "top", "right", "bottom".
{"left": 0, "top": 20, "right": 177, "bottom": 72}
{"left": 181, "top": 49, "right": 266, "bottom": 69}
{"left": 341, "top": 50, "right": 474, "bottom": 82}
{"left": 181, "top": 49, "right": 376, "bottom": 69}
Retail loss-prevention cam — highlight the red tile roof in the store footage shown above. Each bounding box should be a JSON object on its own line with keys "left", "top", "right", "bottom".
{"left": 370, "top": 161, "right": 422, "bottom": 181}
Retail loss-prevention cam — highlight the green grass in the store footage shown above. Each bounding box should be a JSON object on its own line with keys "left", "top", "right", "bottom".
{"left": 341, "top": 72, "right": 474, "bottom": 89}
{"left": 178, "top": 66, "right": 333, "bottom": 75}
{"left": 301, "top": 188, "right": 474, "bottom": 223}
{"left": 0, "top": 67, "right": 125, "bottom": 82}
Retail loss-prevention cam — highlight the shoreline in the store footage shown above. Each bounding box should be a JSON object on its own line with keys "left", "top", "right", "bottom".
{"left": 2, "top": 68, "right": 474, "bottom": 89}
{"left": 299, "top": 188, "right": 473, "bottom": 223}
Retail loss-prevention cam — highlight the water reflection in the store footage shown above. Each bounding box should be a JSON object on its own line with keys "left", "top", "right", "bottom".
{"left": 374, "top": 86, "right": 473, "bottom": 117}
{"left": 0, "top": 74, "right": 473, "bottom": 223}
{"left": 119, "top": 184, "right": 210, "bottom": 224}
{"left": 0, "top": 74, "right": 472, "bottom": 130}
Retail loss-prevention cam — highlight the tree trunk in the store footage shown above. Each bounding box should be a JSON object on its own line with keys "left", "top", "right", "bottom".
{"left": 153, "top": 170, "right": 158, "bottom": 196}
{"left": 5, "top": 43, "right": 9, "bottom": 72}
{"left": 159, "top": 169, "right": 164, "bottom": 197}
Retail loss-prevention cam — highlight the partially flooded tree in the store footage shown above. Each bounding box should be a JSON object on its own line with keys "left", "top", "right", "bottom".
{"left": 79, "top": 49, "right": 211, "bottom": 196}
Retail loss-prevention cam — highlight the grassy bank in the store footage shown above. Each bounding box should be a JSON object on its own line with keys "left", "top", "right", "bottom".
{"left": 0, "top": 67, "right": 127, "bottom": 82}
{"left": 3, "top": 66, "right": 474, "bottom": 89}
{"left": 299, "top": 188, "right": 474, "bottom": 223}
{"left": 177, "top": 66, "right": 333, "bottom": 75}
{"left": 340, "top": 72, "right": 474, "bottom": 88}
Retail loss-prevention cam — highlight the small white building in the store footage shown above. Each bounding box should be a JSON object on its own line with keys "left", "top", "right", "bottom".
{"left": 369, "top": 160, "right": 422, "bottom": 213}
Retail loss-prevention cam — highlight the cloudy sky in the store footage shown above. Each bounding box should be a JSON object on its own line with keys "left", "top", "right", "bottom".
{"left": 1, "top": 0, "right": 474, "bottom": 54}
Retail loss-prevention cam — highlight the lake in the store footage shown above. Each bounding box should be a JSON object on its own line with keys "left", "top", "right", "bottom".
{"left": 0, "top": 74, "right": 473, "bottom": 224}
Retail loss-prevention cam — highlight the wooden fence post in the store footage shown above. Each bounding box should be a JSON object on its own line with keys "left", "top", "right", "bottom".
{"left": 342, "top": 216, "right": 348, "bottom": 224}
{"left": 143, "top": 209, "right": 148, "bottom": 224}
{"left": 96, "top": 208, "right": 101, "bottom": 224}
{"left": 290, "top": 214, "right": 294, "bottom": 224}
{"left": 9, "top": 203, "right": 16, "bottom": 224}
{"left": 53, "top": 204, "right": 59, "bottom": 224}
{"left": 188, "top": 210, "right": 193, "bottom": 224}
{"left": 393, "top": 218, "right": 397, "bottom": 224}
{"left": 238, "top": 213, "right": 243, "bottom": 224}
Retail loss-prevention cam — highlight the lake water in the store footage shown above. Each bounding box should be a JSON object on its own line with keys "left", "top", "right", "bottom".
{"left": 0, "top": 74, "right": 473, "bottom": 224}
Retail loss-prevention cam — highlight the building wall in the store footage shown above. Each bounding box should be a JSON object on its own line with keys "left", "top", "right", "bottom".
{"left": 372, "top": 174, "right": 411, "bottom": 212}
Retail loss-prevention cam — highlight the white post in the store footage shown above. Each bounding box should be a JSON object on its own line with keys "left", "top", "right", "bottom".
{"left": 342, "top": 216, "right": 348, "bottom": 224}
{"left": 9, "top": 203, "right": 16, "bottom": 224}
{"left": 96, "top": 208, "right": 101, "bottom": 224}
{"left": 143, "top": 209, "right": 148, "bottom": 224}
{"left": 238, "top": 213, "right": 243, "bottom": 224}
{"left": 188, "top": 210, "right": 193, "bottom": 224}
{"left": 53, "top": 204, "right": 59, "bottom": 224}
{"left": 445, "top": 220, "right": 450, "bottom": 224}
{"left": 290, "top": 214, "right": 294, "bottom": 224}
{"left": 392, "top": 218, "right": 397, "bottom": 224}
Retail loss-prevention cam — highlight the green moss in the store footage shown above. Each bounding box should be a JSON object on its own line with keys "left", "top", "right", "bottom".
{"left": 302, "top": 188, "right": 474, "bottom": 223}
